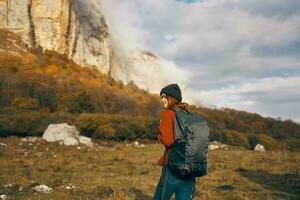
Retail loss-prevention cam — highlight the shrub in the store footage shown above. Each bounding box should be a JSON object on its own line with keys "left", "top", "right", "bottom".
{"left": 95, "top": 124, "right": 116, "bottom": 139}
{"left": 284, "top": 138, "right": 300, "bottom": 151}
{"left": 222, "top": 130, "right": 250, "bottom": 149}
{"left": 75, "top": 114, "right": 157, "bottom": 140}
{"left": 248, "top": 134, "right": 280, "bottom": 150}
{"left": 209, "top": 130, "right": 224, "bottom": 142}
{"left": 11, "top": 97, "right": 39, "bottom": 110}
{"left": 0, "top": 109, "right": 75, "bottom": 137}
{"left": 65, "top": 89, "right": 96, "bottom": 113}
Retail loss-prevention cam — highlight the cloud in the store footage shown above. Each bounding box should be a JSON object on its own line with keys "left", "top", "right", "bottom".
{"left": 186, "top": 76, "right": 300, "bottom": 120}
{"left": 100, "top": 0, "right": 300, "bottom": 121}
{"left": 176, "top": 0, "right": 204, "bottom": 3}
{"left": 100, "top": 0, "right": 146, "bottom": 54}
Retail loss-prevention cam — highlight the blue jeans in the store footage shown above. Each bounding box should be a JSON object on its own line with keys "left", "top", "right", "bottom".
{"left": 153, "top": 165, "right": 195, "bottom": 200}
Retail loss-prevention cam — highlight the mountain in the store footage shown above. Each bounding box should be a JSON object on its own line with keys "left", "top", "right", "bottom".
{"left": 0, "top": 0, "right": 165, "bottom": 92}
{"left": 1, "top": 33, "right": 300, "bottom": 151}
{"left": 0, "top": 1, "right": 299, "bottom": 151}
{"left": 0, "top": 0, "right": 111, "bottom": 72}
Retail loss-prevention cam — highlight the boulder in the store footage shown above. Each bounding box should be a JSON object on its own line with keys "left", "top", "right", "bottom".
{"left": 43, "top": 123, "right": 80, "bottom": 142}
{"left": 42, "top": 123, "right": 93, "bottom": 147}
{"left": 63, "top": 137, "right": 79, "bottom": 146}
{"left": 78, "top": 136, "right": 93, "bottom": 147}
{"left": 254, "top": 144, "right": 266, "bottom": 152}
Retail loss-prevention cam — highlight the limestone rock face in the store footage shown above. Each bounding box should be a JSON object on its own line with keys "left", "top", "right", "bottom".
{"left": 0, "top": 0, "right": 113, "bottom": 73}
{"left": 0, "top": 0, "right": 165, "bottom": 92}
{"left": 110, "top": 51, "right": 165, "bottom": 93}
{"left": 0, "top": 0, "right": 32, "bottom": 45}
{"left": 0, "top": 29, "right": 28, "bottom": 54}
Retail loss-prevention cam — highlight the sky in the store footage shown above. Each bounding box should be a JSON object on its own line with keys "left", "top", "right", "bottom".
{"left": 100, "top": 0, "right": 300, "bottom": 122}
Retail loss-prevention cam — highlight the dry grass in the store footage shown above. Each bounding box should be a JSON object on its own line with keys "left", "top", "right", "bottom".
{"left": 0, "top": 136, "right": 299, "bottom": 200}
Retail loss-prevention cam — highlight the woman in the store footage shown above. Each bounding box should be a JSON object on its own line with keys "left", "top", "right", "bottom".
{"left": 153, "top": 84, "right": 195, "bottom": 200}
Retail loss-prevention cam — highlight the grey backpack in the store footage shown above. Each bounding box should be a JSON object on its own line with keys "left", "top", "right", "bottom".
{"left": 168, "top": 107, "right": 209, "bottom": 178}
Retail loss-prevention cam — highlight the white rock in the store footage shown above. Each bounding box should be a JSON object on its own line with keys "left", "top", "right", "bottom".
{"left": 208, "top": 144, "right": 219, "bottom": 150}
{"left": 63, "top": 137, "right": 79, "bottom": 146}
{"left": 130, "top": 141, "right": 146, "bottom": 148}
{"left": 208, "top": 141, "right": 227, "bottom": 150}
{"left": 35, "top": 152, "right": 43, "bottom": 157}
{"left": 78, "top": 136, "right": 93, "bottom": 147}
{"left": 21, "top": 137, "right": 40, "bottom": 142}
{"left": 33, "top": 185, "right": 53, "bottom": 193}
{"left": 42, "top": 123, "right": 94, "bottom": 147}
{"left": 4, "top": 184, "right": 12, "bottom": 188}
{"left": 0, "top": 194, "right": 8, "bottom": 200}
{"left": 111, "top": 51, "right": 165, "bottom": 93}
{"left": 42, "top": 123, "right": 97, "bottom": 147}
{"left": 0, "top": 143, "right": 7, "bottom": 147}
{"left": 254, "top": 144, "right": 266, "bottom": 152}
{"left": 43, "top": 123, "right": 80, "bottom": 142}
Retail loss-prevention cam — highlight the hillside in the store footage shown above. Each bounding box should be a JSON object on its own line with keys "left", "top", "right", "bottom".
{"left": 0, "top": 137, "right": 299, "bottom": 199}
{"left": 0, "top": 29, "right": 300, "bottom": 151}
{"left": 0, "top": 0, "right": 164, "bottom": 92}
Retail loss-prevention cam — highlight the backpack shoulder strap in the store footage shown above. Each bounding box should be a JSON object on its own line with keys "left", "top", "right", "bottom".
{"left": 170, "top": 107, "right": 188, "bottom": 141}
{"left": 170, "top": 106, "right": 179, "bottom": 111}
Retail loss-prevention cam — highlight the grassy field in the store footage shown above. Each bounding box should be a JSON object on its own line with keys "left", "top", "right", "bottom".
{"left": 0, "top": 136, "right": 299, "bottom": 200}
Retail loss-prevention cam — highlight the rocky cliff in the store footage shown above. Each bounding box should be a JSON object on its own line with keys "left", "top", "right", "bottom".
{"left": 0, "top": 0, "right": 114, "bottom": 74}
{"left": 0, "top": 0, "right": 164, "bottom": 92}
{"left": 110, "top": 50, "right": 165, "bottom": 93}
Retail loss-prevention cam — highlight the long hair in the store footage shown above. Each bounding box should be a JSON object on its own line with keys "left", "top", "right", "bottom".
{"left": 166, "top": 96, "right": 189, "bottom": 111}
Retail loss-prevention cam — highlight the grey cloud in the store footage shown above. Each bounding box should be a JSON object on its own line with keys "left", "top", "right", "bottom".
{"left": 250, "top": 39, "right": 300, "bottom": 58}
{"left": 242, "top": 90, "right": 300, "bottom": 104}
{"left": 225, "top": 0, "right": 300, "bottom": 18}
{"left": 255, "top": 101, "right": 300, "bottom": 121}
{"left": 100, "top": 0, "right": 300, "bottom": 121}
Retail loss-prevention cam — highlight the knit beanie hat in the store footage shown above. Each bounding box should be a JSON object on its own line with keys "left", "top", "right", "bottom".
{"left": 160, "top": 84, "right": 182, "bottom": 102}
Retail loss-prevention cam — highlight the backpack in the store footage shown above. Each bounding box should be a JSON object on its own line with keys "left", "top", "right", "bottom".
{"left": 168, "top": 107, "right": 209, "bottom": 178}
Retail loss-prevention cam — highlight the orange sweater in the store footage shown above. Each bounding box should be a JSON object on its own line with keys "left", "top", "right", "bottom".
{"left": 157, "top": 109, "right": 175, "bottom": 166}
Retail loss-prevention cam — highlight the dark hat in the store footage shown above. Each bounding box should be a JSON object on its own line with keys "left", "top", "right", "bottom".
{"left": 160, "top": 84, "right": 182, "bottom": 102}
